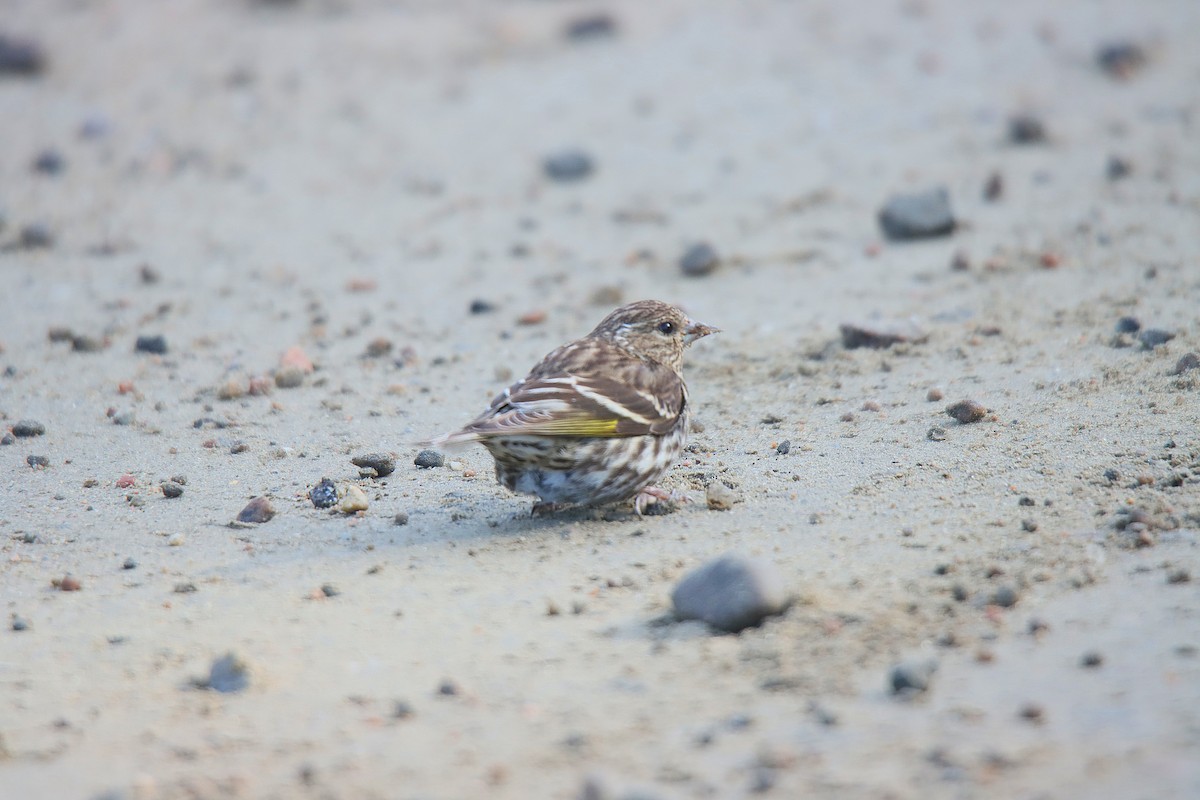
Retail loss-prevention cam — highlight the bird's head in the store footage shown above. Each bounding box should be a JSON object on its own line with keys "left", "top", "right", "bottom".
{"left": 590, "top": 300, "right": 719, "bottom": 372}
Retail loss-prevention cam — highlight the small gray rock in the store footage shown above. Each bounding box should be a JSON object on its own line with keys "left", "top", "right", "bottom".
{"left": 878, "top": 187, "right": 955, "bottom": 240}
{"left": 672, "top": 553, "right": 789, "bottom": 632}
{"left": 12, "top": 419, "right": 46, "bottom": 437}
{"left": 543, "top": 150, "right": 594, "bottom": 182}
{"left": 1138, "top": 328, "right": 1175, "bottom": 349}
{"left": 204, "top": 652, "right": 250, "bottom": 693}
{"left": 18, "top": 222, "right": 54, "bottom": 249}
{"left": 352, "top": 452, "right": 396, "bottom": 477}
{"left": 161, "top": 481, "right": 184, "bottom": 498}
{"left": 890, "top": 659, "right": 937, "bottom": 695}
{"left": 414, "top": 449, "right": 445, "bottom": 469}
{"left": 135, "top": 334, "right": 168, "bottom": 354}
{"left": 274, "top": 366, "right": 305, "bottom": 389}
{"left": 991, "top": 586, "right": 1019, "bottom": 608}
{"left": 1172, "top": 353, "right": 1200, "bottom": 375}
{"left": 680, "top": 242, "right": 720, "bottom": 277}
{"left": 1115, "top": 316, "right": 1141, "bottom": 334}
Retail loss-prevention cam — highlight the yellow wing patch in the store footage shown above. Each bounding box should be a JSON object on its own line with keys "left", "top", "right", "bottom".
{"left": 529, "top": 417, "right": 622, "bottom": 437}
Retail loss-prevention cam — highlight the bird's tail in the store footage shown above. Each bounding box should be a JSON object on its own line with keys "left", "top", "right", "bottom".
{"left": 417, "top": 429, "right": 481, "bottom": 453}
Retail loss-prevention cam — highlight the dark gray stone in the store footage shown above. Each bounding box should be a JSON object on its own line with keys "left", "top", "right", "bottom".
{"left": 12, "top": 419, "right": 45, "bottom": 437}
{"left": 309, "top": 478, "right": 337, "bottom": 508}
{"left": 671, "top": 553, "right": 789, "bottom": 632}
{"left": 680, "top": 242, "right": 720, "bottom": 277}
{"left": 135, "top": 334, "right": 168, "bottom": 354}
{"left": 543, "top": 150, "right": 594, "bottom": 182}
{"left": 352, "top": 452, "right": 395, "bottom": 477}
{"left": 890, "top": 659, "right": 937, "bottom": 695}
{"left": 414, "top": 449, "right": 445, "bottom": 469}
{"left": 205, "top": 652, "right": 250, "bottom": 693}
{"left": 878, "top": 187, "right": 955, "bottom": 240}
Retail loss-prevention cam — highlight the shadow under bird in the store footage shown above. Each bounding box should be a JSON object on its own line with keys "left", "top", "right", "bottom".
{"left": 428, "top": 300, "right": 719, "bottom": 515}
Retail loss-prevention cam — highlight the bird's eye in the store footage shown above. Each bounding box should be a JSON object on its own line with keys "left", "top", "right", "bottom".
{"left": 657, "top": 321, "right": 675, "bottom": 335}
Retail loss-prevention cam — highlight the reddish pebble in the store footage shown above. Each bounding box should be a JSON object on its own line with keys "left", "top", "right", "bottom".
{"left": 1039, "top": 252, "right": 1061, "bottom": 269}
{"left": 247, "top": 376, "right": 272, "bottom": 396}
{"left": 59, "top": 576, "right": 82, "bottom": 592}
{"left": 116, "top": 474, "right": 136, "bottom": 488}
{"left": 117, "top": 381, "right": 135, "bottom": 394}
{"left": 517, "top": 310, "right": 547, "bottom": 325}
{"left": 926, "top": 388, "right": 945, "bottom": 402}
{"left": 279, "top": 346, "right": 314, "bottom": 373}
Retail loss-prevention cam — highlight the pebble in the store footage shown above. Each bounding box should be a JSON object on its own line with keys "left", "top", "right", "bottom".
{"left": 890, "top": 659, "right": 937, "bottom": 695}
{"left": 58, "top": 575, "right": 82, "bottom": 592}
{"left": 1021, "top": 519, "right": 1039, "bottom": 532}
{"left": 12, "top": 419, "right": 45, "bottom": 437}
{"left": 414, "top": 449, "right": 445, "bottom": 468}
{"left": 338, "top": 485, "right": 369, "bottom": 514}
{"left": 27, "top": 454, "right": 49, "bottom": 469}
{"left": 0, "top": 433, "right": 13, "bottom": 445}
{"left": 775, "top": 440, "right": 790, "bottom": 455}
{"left": 11, "top": 615, "right": 29, "bottom": 631}
{"left": 991, "top": 586, "right": 1019, "bottom": 608}
{"left": 982, "top": 172, "right": 1004, "bottom": 201}
{"left": 1080, "top": 651, "right": 1104, "bottom": 668}
{"left": 229, "top": 442, "right": 249, "bottom": 454}
{"left": 364, "top": 337, "right": 392, "bottom": 358}
{"left": 352, "top": 452, "right": 396, "bottom": 477}
{"left": 926, "top": 426, "right": 947, "bottom": 442}
{"left": 1107, "top": 155, "right": 1132, "bottom": 181}
{"left": 393, "top": 511, "right": 409, "bottom": 526}
{"left": 18, "top": 222, "right": 54, "bottom": 249}
{"left": 0, "top": 34, "right": 47, "bottom": 74}
{"left": 392, "top": 700, "right": 415, "bottom": 719}
{"left": 469, "top": 299, "right": 496, "bottom": 314}
{"left": 123, "top": 557, "right": 137, "bottom": 570}
{"left": 945, "top": 399, "right": 987, "bottom": 424}
{"left": 320, "top": 583, "right": 340, "bottom": 597}
{"left": 135, "top": 334, "right": 168, "bottom": 354}
{"left": 839, "top": 322, "right": 915, "bottom": 350}
{"left": 1114, "top": 316, "right": 1141, "bottom": 334}
{"left": 437, "top": 679, "right": 460, "bottom": 696}
{"left": 161, "top": 481, "right": 184, "bottom": 498}
{"left": 705, "top": 482, "right": 743, "bottom": 511}
{"left": 877, "top": 187, "right": 955, "bottom": 240}
{"left": 1138, "top": 328, "right": 1174, "bottom": 349}
{"left": 237, "top": 496, "right": 275, "bottom": 524}
{"left": 564, "top": 13, "right": 617, "bottom": 41}
{"left": 32, "top": 149, "right": 66, "bottom": 175}
{"left": 671, "top": 553, "right": 790, "bottom": 632}
{"left": 112, "top": 410, "right": 135, "bottom": 426}
{"left": 926, "top": 387, "right": 945, "bottom": 402}
{"left": 138, "top": 263, "right": 161, "bottom": 284}
{"left": 679, "top": 242, "right": 720, "bottom": 277}
{"left": 204, "top": 652, "right": 250, "bottom": 693}
{"left": 1008, "top": 114, "right": 1047, "bottom": 144}
{"left": 72, "top": 334, "right": 106, "bottom": 352}
{"left": 22, "top": 532, "right": 37, "bottom": 543}
{"left": 309, "top": 478, "right": 338, "bottom": 509}
{"left": 174, "top": 582, "right": 198, "bottom": 594}
{"left": 274, "top": 366, "right": 305, "bottom": 389}
{"left": 543, "top": 149, "right": 594, "bottom": 182}
{"left": 1172, "top": 353, "right": 1200, "bottom": 375}
{"left": 1167, "top": 568, "right": 1191, "bottom": 585}
{"left": 1019, "top": 703, "right": 1045, "bottom": 723}
{"left": 1096, "top": 41, "right": 1147, "bottom": 80}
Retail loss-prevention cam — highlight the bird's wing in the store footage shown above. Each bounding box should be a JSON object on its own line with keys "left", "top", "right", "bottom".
{"left": 432, "top": 338, "right": 684, "bottom": 444}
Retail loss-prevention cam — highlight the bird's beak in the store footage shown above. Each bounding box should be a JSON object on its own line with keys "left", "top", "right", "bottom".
{"left": 683, "top": 319, "right": 720, "bottom": 347}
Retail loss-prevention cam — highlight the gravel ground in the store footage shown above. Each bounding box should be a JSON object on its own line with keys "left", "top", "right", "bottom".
{"left": 2, "top": 1, "right": 1199, "bottom": 798}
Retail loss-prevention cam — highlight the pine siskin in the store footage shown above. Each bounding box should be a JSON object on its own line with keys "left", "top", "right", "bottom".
{"left": 430, "top": 300, "right": 718, "bottom": 515}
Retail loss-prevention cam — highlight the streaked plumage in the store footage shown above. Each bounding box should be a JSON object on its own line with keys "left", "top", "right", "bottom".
{"left": 430, "top": 300, "right": 718, "bottom": 514}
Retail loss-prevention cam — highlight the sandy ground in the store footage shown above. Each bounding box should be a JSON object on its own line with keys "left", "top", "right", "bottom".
{"left": 2, "top": 1, "right": 1199, "bottom": 798}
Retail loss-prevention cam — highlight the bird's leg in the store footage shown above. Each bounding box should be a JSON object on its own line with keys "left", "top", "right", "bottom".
{"left": 633, "top": 486, "right": 689, "bottom": 516}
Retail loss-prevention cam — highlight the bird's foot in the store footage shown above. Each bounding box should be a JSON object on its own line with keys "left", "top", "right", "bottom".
{"left": 531, "top": 501, "right": 570, "bottom": 517}
{"left": 634, "top": 486, "right": 689, "bottom": 516}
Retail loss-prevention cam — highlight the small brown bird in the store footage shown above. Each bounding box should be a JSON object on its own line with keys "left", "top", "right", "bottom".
{"left": 430, "top": 300, "right": 718, "bottom": 514}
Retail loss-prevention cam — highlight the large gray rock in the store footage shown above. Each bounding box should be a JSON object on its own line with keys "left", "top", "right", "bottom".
{"left": 671, "top": 553, "right": 789, "bottom": 632}
{"left": 878, "top": 187, "right": 955, "bottom": 240}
